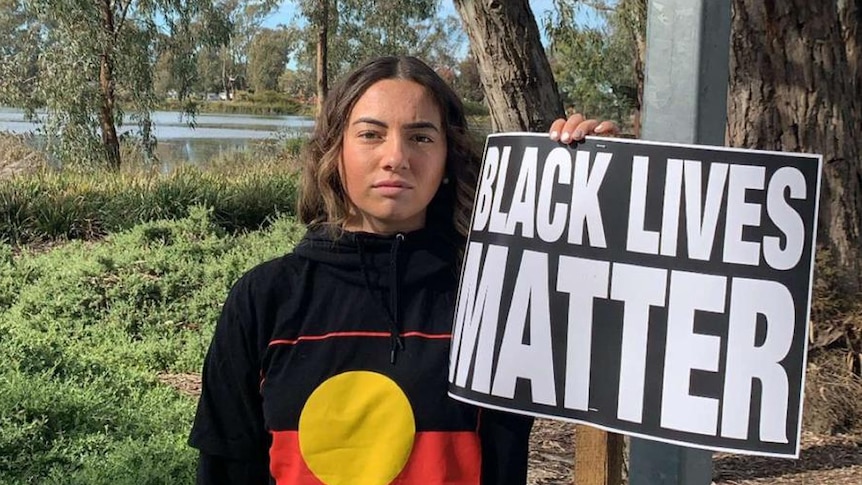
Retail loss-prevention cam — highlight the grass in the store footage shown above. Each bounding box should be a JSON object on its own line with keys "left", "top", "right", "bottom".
{"left": 0, "top": 168, "right": 299, "bottom": 244}
{"left": 0, "top": 132, "right": 49, "bottom": 177}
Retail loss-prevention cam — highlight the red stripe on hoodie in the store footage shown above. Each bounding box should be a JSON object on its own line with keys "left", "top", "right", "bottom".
{"left": 270, "top": 430, "right": 481, "bottom": 484}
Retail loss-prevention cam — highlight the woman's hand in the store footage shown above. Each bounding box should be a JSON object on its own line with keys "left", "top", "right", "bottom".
{"left": 548, "top": 113, "right": 619, "bottom": 144}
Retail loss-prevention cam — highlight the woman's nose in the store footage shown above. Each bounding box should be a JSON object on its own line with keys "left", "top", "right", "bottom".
{"left": 383, "top": 137, "right": 410, "bottom": 171}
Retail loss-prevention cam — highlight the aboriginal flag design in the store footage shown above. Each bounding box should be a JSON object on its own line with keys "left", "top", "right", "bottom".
{"left": 262, "top": 330, "right": 482, "bottom": 485}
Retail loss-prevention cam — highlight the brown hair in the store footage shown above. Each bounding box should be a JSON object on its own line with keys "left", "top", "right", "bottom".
{"left": 297, "top": 56, "right": 480, "bottom": 239}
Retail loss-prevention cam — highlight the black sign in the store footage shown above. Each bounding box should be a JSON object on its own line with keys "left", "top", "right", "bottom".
{"left": 448, "top": 134, "right": 822, "bottom": 458}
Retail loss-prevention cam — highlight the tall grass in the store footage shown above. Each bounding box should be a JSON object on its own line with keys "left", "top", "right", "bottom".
{"left": 0, "top": 132, "right": 49, "bottom": 177}
{"left": 0, "top": 207, "right": 306, "bottom": 483}
{"left": 0, "top": 165, "right": 300, "bottom": 245}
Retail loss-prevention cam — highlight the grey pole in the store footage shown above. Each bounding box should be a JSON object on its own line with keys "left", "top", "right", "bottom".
{"left": 629, "top": 1, "right": 731, "bottom": 484}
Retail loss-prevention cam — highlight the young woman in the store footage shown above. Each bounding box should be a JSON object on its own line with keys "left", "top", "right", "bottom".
{"left": 189, "top": 56, "right": 617, "bottom": 485}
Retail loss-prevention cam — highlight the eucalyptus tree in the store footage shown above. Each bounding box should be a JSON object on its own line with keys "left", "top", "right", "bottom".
{"left": 294, "top": 0, "right": 329, "bottom": 113}
{"left": 247, "top": 27, "right": 297, "bottom": 92}
{"left": 2, "top": 0, "right": 230, "bottom": 170}
{"left": 451, "top": 55, "right": 483, "bottom": 103}
{"left": 408, "top": 13, "right": 467, "bottom": 72}
{"left": 453, "top": 0, "right": 563, "bottom": 132}
{"left": 728, "top": 0, "right": 862, "bottom": 292}
{"left": 334, "top": 0, "right": 440, "bottom": 66}
{"left": 218, "top": 0, "right": 279, "bottom": 97}
{"left": 196, "top": 45, "right": 228, "bottom": 94}
{"left": 543, "top": 0, "right": 645, "bottom": 135}
{"left": 0, "top": 0, "right": 42, "bottom": 110}
{"left": 294, "top": 0, "right": 453, "bottom": 110}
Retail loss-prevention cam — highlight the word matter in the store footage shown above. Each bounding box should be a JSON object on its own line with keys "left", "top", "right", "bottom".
{"left": 450, "top": 242, "right": 792, "bottom": 443}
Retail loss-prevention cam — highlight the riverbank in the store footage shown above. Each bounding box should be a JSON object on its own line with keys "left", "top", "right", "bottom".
{"left": 159, "top": 94, "right": 313, "bottom": 117}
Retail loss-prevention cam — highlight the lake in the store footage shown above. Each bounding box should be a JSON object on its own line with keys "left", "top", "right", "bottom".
{"left": 0, "top": 107, "right": 315, "bottom": 165}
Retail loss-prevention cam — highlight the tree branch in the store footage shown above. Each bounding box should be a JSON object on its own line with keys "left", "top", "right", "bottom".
{"left": 115, "top": 0, "right": 133, "bottom": 40}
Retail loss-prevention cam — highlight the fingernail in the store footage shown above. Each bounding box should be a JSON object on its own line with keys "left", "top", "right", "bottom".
{"left": 594, "top": 124, "right": 605, "bottom": 133}
{"left": 574, "top": 129, "right": 584, "bottom": 140}
{"left": 550, "top": 130, "right": 559, "bottom": 140}
{"left": 560, "top": 132, "right": 571, "bottom": 143}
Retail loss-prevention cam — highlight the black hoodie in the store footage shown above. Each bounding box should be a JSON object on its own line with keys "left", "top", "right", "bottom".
{"left": 189, "top": 227, "right": 533, "bottom": 484}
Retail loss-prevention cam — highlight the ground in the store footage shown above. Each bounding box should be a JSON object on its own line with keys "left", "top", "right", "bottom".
{"left": 527, "top": 419, "right": 862, "bottom": 485}
{"left": 526, "top": 348, "right": 862, "bottom": 484}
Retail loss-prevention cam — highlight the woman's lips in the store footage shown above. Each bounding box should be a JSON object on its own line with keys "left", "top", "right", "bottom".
{"left": 373, "top": 180, "right": 413, "bottom": 195}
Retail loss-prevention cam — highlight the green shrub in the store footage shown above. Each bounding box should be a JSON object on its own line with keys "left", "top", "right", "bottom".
{"left": 0, "top": 208, "right": 305, "bottom": 483}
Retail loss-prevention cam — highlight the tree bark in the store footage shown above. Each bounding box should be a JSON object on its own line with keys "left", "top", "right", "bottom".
{"left": 838, "top": 0, "right": 861, "bottom": 93}
{"left": 838, "top": 0, "right": 862, "bottom": 120}
{"left": 727, "top": 0, "right": 862, "bottom": 291}
{"left": 99, "top": 0, "right": 121, "bottom": 171}
{"left": 452, "top": 0, "right": 564, "bottom": 132}
{"left": 315, "top": 0, "right": 329, "bottom": 115}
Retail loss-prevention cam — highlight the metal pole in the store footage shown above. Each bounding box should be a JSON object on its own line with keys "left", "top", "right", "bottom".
{"left": 641, "top": 0, "right": 731, "bottom": 146}
{"left": 630, "top": 1, "right": 731, "bottom": 484}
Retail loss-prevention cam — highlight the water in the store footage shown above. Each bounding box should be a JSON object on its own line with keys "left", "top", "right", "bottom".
{"left": 0, "top": 107, "right": 315, "bottom": 165}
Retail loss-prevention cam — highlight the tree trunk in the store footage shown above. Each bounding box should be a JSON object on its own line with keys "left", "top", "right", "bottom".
{"left": 838, "top": 0, "right": 861, "bottom": 95}
{"left": 98, "top": 0, "right": 121, "bottom": 171}
{"left": 838, "top": 0, "right": 862, "bottom": 120}
{"left": 315, "top": 0, "right": 329, "bottom": 115}
{"left": 727, "top": 0, "right": 862, "bottom": 291}
{"left": 222, "top": 46, "right": 229, "bottom": 100}
{"left": 452, "top": 0, "right": 564, "bottom": 132}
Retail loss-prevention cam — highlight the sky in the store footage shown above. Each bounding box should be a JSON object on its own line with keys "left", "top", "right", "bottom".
{"left": 262, "top": 0, "right": 566, "bottom": 33}
{"left": 259, "top": 0, "right": 604, "bottom": 63}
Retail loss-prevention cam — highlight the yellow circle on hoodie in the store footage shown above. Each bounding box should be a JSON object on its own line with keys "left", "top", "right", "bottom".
{"left": 298, "top": 370, "right": 416, "bottom": 485}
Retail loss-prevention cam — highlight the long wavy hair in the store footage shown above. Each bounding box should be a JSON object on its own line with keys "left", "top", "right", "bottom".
{"left": 297, "top": 56, "right": 480, "bottom": 240}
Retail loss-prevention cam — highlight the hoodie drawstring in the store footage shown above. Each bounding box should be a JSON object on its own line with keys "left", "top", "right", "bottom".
{"left": 356, "top": 233, "right": 406, "bottom": 365}
{"left": 389, "top": 234, "right": 406, "bottom": 364}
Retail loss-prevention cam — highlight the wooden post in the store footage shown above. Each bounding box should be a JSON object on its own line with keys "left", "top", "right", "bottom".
{"left": 573, "top": 426, "right": 624, "bottom": 485}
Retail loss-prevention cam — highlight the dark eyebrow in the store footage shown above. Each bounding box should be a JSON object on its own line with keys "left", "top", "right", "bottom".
{"left": 353, "top": 117, "right": 440, "bottom": 132}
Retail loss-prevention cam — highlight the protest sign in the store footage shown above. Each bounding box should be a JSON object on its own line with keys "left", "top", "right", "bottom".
{"left": 448, "top": 134, "right": 822, "bottom": 458}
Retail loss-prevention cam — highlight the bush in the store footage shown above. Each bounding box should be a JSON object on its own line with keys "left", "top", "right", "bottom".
{"left": 0, "top": 208, "right": 305, "bottom": 483}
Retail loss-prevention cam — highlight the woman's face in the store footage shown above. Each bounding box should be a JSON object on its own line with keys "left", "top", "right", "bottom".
{"left": 340, "top": 79, "right": 447, "bottom": 234}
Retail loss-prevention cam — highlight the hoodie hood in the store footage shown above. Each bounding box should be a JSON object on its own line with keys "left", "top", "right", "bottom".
{"left": 293, "top": 225, "right": 460, "bottom": 287}
{"left": 293, "top": 225, "right": 461, "bottom": 364}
